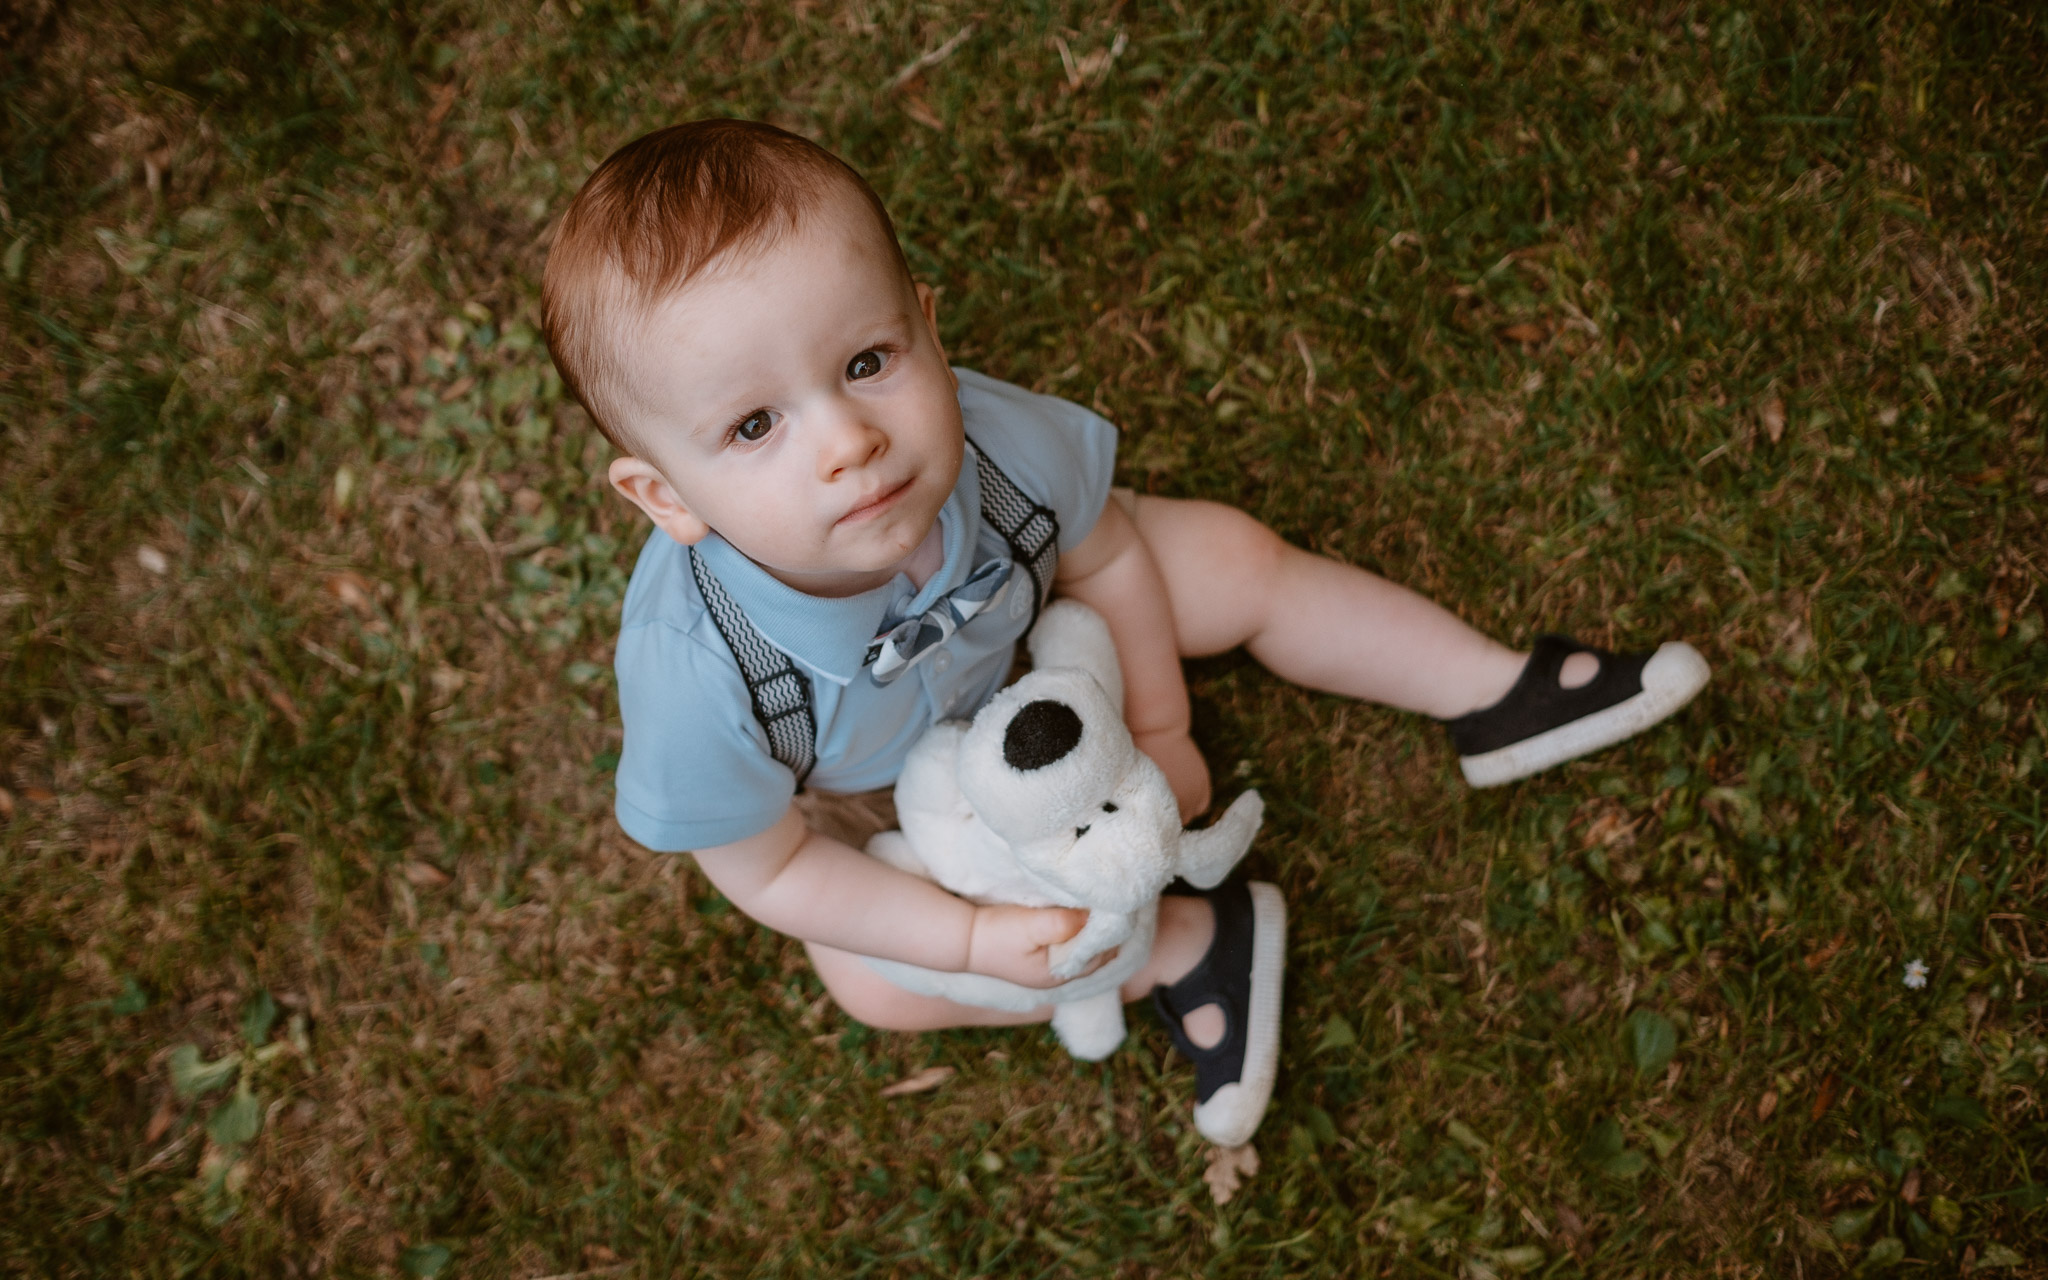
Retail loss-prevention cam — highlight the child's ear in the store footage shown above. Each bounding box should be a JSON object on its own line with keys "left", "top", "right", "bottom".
{"left": 609, "top": 456, "right": 711, "bottom": 545}
{"left": 914, "top": 282, "right": 957, "bottom": 390}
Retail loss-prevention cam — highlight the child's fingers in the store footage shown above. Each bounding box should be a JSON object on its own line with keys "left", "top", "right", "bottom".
{"left": 1029, "top": 906, "right": 1090, "bottom": 945}
{"left": 966, "top": 905, "right": 1107, "bottom": 986}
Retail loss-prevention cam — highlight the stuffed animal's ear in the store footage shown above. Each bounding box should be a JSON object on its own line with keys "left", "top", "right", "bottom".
{"left": 1026, "top": 601, "right": 1124, "bottom": 711}
{"left": 1176, "top": 789, "right": 1265, "bottom": 889}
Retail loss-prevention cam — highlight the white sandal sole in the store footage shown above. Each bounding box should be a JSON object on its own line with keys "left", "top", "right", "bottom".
{"left": 1459, "top": 642, "right": 1711, "bottom": 788}
{"left": 1191, "top": 881, "right": 1286, "bottom": 1147}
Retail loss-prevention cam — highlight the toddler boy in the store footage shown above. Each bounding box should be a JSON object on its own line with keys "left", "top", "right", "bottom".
{"left": 541, "top": 120, "right": 1709, "bottom": 1145}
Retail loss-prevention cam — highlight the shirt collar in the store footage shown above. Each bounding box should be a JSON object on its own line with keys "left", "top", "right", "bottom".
{"left": 693, "top": 450, "right": 984, "bottom": 686}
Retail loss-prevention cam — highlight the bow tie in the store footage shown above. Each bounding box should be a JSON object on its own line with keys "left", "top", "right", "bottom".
{"left": 864, "top": 557, "right": 1014, "bottom": 686}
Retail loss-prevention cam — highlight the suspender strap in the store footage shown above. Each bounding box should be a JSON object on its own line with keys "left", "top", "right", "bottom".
{"left": 688, "top": 546, "right": 817, "bottom": 788}
{"left": 968, "top": 440, "right": 1060, "bottom": 629}
{"left": 689, "top": 440, "right": 1060, "bottom": 787}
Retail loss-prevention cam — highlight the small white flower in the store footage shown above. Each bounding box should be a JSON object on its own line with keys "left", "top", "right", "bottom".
{"left": 1903, "top": 959, "right": 1930, "bottom": 990}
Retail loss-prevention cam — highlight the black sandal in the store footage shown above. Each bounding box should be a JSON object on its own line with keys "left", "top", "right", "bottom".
{"left": 1444, "top": 635, "right": 1711, "bottom": 787}
{"left": 1152, "top": 877, "right": 1286, "bottom": 1147}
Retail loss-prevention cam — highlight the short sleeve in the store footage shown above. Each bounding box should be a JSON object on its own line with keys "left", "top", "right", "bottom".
{"left": 953, "top": 368, "right": 1119, "bottom": 552}
{"left": 612, "top": 616, "right": 795, "bottom": 851}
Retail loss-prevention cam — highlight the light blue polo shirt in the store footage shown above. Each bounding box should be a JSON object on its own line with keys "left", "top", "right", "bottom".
{"left": 612, "top": 368, "right": 1119, "bottom": 852}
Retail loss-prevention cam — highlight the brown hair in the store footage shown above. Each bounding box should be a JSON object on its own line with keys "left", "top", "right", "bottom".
{"left": 542, "top": 119, "right": 910, "bottom": 454}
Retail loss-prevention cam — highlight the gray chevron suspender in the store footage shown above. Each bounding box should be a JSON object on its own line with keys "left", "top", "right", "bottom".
{"left": 687, "top": 440, "right": 1060, "bottom": 787}
{"left": 969, "top": 441, "right": 1059, "bottom": 632}
{"left": 688, "top": 548, "right": 819, "bottom": 787}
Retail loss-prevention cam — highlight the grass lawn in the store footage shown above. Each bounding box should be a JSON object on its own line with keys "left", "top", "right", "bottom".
{"left": 3, "top": 0, "right": 2045, "bottom": 1274}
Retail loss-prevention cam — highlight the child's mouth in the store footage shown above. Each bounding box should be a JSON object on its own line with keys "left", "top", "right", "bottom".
{"left": 838, "top": 477, "right": 915, "bottom": 525}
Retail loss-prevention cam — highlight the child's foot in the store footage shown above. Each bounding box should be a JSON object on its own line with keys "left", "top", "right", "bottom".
{"left": 1152, "top": 878, "right": 1286, "bottom": 1147}
{"left": 1445, "top": 635, "right": 1711, "bottom": 787}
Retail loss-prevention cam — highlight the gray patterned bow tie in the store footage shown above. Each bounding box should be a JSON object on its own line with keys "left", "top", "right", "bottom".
{"left": 863, "top": 557, "right": 1014, "bottom": 685}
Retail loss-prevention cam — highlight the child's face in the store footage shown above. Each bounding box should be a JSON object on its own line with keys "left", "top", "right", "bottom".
{"left": 605, "top": 193, "right": 964, "bottom": 598}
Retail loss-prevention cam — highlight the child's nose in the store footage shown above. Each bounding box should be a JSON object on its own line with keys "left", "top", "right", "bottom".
{"left": 813, "top": 398, "right": 886, "bottom": 478}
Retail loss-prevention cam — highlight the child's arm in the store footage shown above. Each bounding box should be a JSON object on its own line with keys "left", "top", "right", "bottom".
{"left": 691, "top": 807, "right": 1099, "bottom": 987}
{"left": 1054, "top": 499, "right": 1212, "bottom": 819}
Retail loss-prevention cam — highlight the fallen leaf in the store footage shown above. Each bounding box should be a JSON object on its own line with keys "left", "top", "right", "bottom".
{"left": 1803, "top": 932, "right": 1848, "bottom": 971}
{"left": 1072, "top": 41, "right": 1122, "bottom": 84}
{"left": 1553, "top": 1202, "right": 1588, "bottom": 1256}
{"left": 265, "top": 687, "right": 303, "bottom": 725}
{"left": 901, "top": 95, "right": 945, "bottom": 131}
{"left": 1583, "top": 811, "right": 1639, "bottom": 849}
{"left": 1555, "top": 1202, "right": 1584, "bottom": 1234}
{"left": 1757, "top": 1089, "right": 1779, "bottom": 1121}
{"left": 1561, "top": 983, "right": 1599, "bottom": 1021}
{"left": 21, "top": 786, "right": 55, "bottom": 805}
{"left": 0, "top": 787, "right": 13, "bottom": 818}
{"left": 1810, "top": 1071, "right": 1840, "bottom": 1121}
{"left": 1498, "top": 321, "right": 1549, "bottom": 345}
{"left": 1204, "top": 1142, "right": 1260, "bottom": 1205}
{"left": 798, "top": 994, "right": 831, "bottom": 1029}
{"left": 884, "top": 22, "right": 977, "bottom": 92}
{"left": 1760, "top": 396, "right": 1786, "bottom": 444}
{"left": 144, "top": 1095, "right": 179, "bottom": 1144}
{"left": 423, "top": 81, "right": 458, "bottom": 134}
{"left": 403, "top": 861, "right": 452, "bottom": 888}
{"left": 136, "top": 545, "right": 169, "bottom": 574}
{"left": 1901, "top": 1168, "right": 1921, "bottom": 1204}
{"left": 326, "top": 571, "right": 374, "bottom": 613}
{"left": 880, "top": 1065, "right": 955, "bottom": 1097}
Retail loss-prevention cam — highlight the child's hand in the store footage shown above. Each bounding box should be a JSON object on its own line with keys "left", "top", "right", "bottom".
{"left": 1134, "top": 726, "right": 1211, "bottom": 822}
{"left": 965, "top": 904, "right": 1114, "bottom": 988}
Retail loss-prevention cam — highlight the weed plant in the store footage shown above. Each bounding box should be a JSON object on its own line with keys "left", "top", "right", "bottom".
{"left": 2, "top": 1, "right": 2044, "bottom": 1275}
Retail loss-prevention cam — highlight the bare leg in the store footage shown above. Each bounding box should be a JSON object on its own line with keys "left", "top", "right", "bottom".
{"left": 806, "top": 893, "right": 1223, "bottom": 1045}
{"left": 1128, "top": 496, "right": 1595, "bottom": 718}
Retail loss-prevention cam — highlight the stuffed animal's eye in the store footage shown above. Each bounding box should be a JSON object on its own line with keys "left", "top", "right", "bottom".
{"left": 1074, "top": 824, "right": 1091, "bottom": 838}
{"left": 1101, "top": 801, "right": 1118, "bottom": 813}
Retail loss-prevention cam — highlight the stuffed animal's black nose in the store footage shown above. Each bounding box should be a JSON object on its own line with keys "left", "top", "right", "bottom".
{"left": 1003, "top": 699, "right": 1083, "bottom": 770}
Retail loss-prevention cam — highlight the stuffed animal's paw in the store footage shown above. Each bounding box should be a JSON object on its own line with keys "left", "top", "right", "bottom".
{"left": 1047, "top": 936, "right": 1099, "bottom": 980}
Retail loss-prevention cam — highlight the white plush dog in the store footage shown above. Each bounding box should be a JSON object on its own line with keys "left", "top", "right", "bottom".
{"left": 863, "top": 600, "right": 1264, "bottom": 1061}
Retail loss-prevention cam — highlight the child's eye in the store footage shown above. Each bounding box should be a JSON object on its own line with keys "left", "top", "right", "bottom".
{"left": 846, "top": 349, "right": 885, "bottom": 380}
{"left": 730, "top": 410, "right": 773, "bottom": 443}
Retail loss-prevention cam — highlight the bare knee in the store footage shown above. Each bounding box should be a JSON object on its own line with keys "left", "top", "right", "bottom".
{"left": 806, "top": 943, "right": 928, "bottom": 1031}
{"left": 1207, "top": 502, "right": 1289, "bottom": 598}
{"left": 805, "top": 942, "right": 1040, "bottom": 1033}
{"left": 1133, "top": 496, "right": 1291, "bottom": 655}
